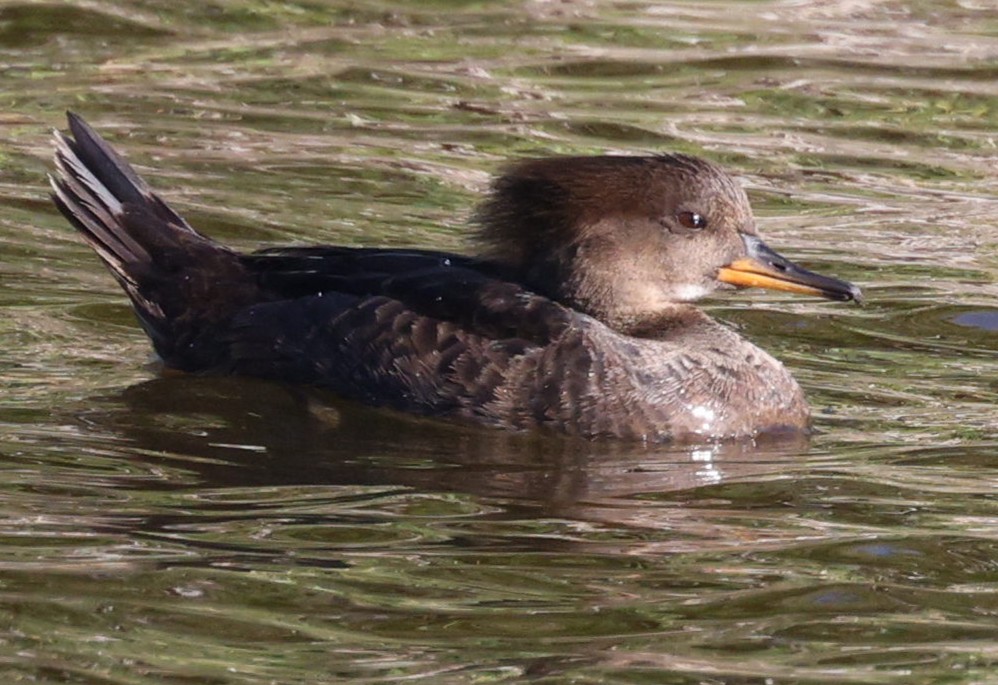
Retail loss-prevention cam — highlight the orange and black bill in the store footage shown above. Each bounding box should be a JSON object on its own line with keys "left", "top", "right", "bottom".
{"left": 717, "top": 235, "right": 863, "bottom": 303}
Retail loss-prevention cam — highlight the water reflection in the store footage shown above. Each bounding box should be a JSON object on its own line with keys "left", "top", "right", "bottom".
{"left": 84, "top": 376, "right": 811, "bottom": 509}
{"left": 3, "top": 0, "right": 998, "bottom": 681}
{"left": 952, "top": 309, "right": 998, "bottom": 332}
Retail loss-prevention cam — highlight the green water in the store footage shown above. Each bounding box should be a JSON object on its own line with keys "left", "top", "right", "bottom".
{"left": 1, "top": 1, "right": 997, "bottom": 682}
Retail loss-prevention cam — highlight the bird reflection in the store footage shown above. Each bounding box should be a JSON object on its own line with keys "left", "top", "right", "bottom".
{"left": 78, "top": 374, "right": 810, "bottom": 519}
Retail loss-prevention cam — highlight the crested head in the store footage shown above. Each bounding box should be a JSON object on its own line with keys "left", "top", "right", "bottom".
{"left": 473, "top": 154, "right": 760, "bottom": 331}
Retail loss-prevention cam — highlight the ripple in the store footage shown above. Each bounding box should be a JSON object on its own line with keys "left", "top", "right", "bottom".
{"left": 3, "top": 1, "right": 998, "bottom": 683}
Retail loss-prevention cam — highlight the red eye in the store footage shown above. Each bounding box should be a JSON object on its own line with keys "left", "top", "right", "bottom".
{"left": 677, "top": 211, "right": 707, "bottom": 230}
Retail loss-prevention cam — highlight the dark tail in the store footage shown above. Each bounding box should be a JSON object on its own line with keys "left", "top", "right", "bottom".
{"left": 50, "top": 112, "right": 260, "bottom": 370}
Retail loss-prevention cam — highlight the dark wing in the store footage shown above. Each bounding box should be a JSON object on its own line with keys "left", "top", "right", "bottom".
{"left": 245, "top": 246, "right": 502, "bottom": 297}
{"left": 226, "top": 258, "right": 580, "bottom": 418}
{"left": 242, "top": 247, "right": 568, "bottom": 344}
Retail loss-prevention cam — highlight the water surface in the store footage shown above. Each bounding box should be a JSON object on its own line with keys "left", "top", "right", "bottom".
{"left": 1, "top": 1, "right": 996, "bottom": 682}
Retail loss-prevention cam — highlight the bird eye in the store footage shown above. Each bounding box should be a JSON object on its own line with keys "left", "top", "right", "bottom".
{"left": 677, "top": 211, "right": 707, "bottom": 230}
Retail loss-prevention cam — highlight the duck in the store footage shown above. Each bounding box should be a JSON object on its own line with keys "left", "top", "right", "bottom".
{"left": 50, "top": 112, "right": 861, "bottom": 443}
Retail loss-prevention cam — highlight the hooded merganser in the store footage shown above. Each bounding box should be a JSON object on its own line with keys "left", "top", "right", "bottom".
{"left": 50, "top": 112, "right": 861, "bottom": 442}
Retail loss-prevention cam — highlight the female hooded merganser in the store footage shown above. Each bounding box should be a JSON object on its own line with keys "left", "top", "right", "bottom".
{"left": 51, "top": 113, "right": 861, "bottom": 442}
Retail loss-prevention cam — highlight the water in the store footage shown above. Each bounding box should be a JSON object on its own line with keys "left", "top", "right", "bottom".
{"left": 1, "top": 0, "right": 996, "bottom": 682}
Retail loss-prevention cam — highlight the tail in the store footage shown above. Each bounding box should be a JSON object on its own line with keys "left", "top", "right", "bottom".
{"left": 50, "top": 112, "right": 261, "bottom": 371}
